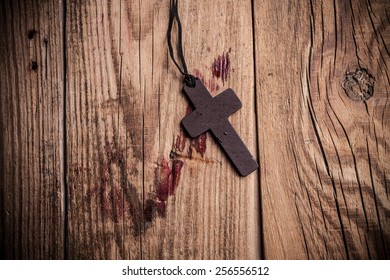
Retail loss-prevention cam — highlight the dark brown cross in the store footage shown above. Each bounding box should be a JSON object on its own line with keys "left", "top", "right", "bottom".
{"left": 181, "top": 79, "right": 258, "bottom": 176}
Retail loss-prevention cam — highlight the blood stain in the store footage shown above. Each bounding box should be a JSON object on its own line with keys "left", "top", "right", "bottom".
{"left": 212, "top": 48, "right": 231, "bottom": 84}
{"left": 144, "top": 156, "right": 184, "bottom": 221}
{"left": 191, "top": 133, "right": 207, "bottom": 157}
{"left": 100, "top": 142, "right": 127, "bottom": 223}
{"left": 155, "top": 156, "right": 171, "bottom": 202}
{"left": 176, "top": 105, "right": 208, "bottom": 158}
{"left": 175, "top": 130, "right": 186, "bottom": 152}
{"left": 171, "top": 160, "right": 184, "bottom": 194}
{"left": 192, "top": 68, "right": 219, "bottom": 95}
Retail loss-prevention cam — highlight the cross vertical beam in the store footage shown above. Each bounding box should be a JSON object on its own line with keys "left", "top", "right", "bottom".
{"left": 181, "top": 79, "right": 258, "bottom": 176}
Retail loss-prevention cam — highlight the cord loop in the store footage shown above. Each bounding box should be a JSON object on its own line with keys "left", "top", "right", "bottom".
{"left": 167, "top": 0, "right": 196, "bottom": 88}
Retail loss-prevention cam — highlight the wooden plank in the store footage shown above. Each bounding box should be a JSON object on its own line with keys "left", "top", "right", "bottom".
{"left": 66, "top": 0, "right": 260, "bottom": 259}
{"left": 140, "top": 0, "right": 260, "bottom": 259}
{"left": 0, "top": 0, "right": 64, "bottom": 259}
{"left": 254, "top": 0, "right": 389, "bottom": 259}
{"left": 66, "top": 0, "right": 143, "bottom": 259}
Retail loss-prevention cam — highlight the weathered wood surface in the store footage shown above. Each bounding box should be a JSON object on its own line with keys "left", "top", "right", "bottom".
{"left": 0, "top": 0, "right": 389, "bottom": 259}
{"left": 254, "top": 0, "right": 389, "bottom": 259}
{"left": 65, "top": 0, "right": 259, "bottom": 260}
{"left": 0, "top": 0, "right": 64, "bottom": 259}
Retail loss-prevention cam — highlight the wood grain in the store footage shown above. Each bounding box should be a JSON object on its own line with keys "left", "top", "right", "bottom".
{"left": 66, "top": 0, "right": 142, "bottom": 259}
{"left": 140, "top": 0, "right": 260, "bottom": 259}
{"left": 0, "top": 0, "right": 64, "bottom": 259}
{"left": 2, "top": 0, "right": 388, "bottom": 260}
{"left": 254, "top": 0, "right": 389, "bottom": 259}
{"left": 66, "top": 0, "right": 260, "bottom": 259}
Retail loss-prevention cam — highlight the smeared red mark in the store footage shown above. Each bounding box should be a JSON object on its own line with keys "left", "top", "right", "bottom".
{"left": 175, "top": 105, "right": 208, "bottom": 158}
{"left": 212, "top": 48, "right": 231, "bottom": 84}
{"left": 144, "top": 157, "right": 184, "bottom": 221}
{"left": 193, "top": 69, "right": 219, "bottom": 95}
{"left": 72, "top": 143, "right": 184, "bottom": 236}
{"left": 208, "top": 79, "right": 219, "bottom": 93}
{"left": 191, "top": 133, "right": 207, "bottom": 157}
{"left": 193, "top": 69, "right": 206, "bottom": 83}
{"left": 100, "top": 142, "right": 143, "bottom": 235}
{"left": 155, "top": 199, "right": 166, "bottom": 217}
{"left": 155, "top": 157, "right": 171, "bottom": 202}
{"left": 171, "top": 160, "right": 184, "bottom": 194}
{"left": 174, "top": 107, "right": 192, "bottom": 153}
{"left": 175, "top": 130, "right": 186, "bottom": 152}
{"left": 185, "top": 104, "right": 193, "bottom": 116}
{"left": 101, "top": 142, "right": 129, "bottom": 223}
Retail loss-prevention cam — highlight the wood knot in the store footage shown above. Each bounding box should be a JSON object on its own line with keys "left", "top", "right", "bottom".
{"left": 342, "top": 68, "right": 374, "bottom": 101}
{"left": 31, "top": 61, "right": 38, "bottom": 71}
{"left": 27, "top": 29, "right": 37, "bottom": 39}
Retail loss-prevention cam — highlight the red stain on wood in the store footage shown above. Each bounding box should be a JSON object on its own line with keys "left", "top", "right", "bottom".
{"left": 175, "top": 105, "right": 208, "bottom": 158}
{"left": 193, "top": 69, "right": 206, "bottom": 84}
{"left": 71, "top": 143, "right": 184, "bottom": 235}
{"left": 208, "top": 79, "right": 220, "bottom": 93}
{"left": 144, "top": 157, "right": 184, "bottom": 221}
{"left": 185, "top": 105, "right": 193, "bottom": 116}
{"left": 155, "top": 200, "right": 166, "bottom": 217}
{"left": 101, "top": 142, "right": 126, "bottom": 223}
{"left": 175, "top": 131, "right": 186, "bottom": 152}
{"left": 212, "top": 48, "right": 231, "bottom": 84}
{"left": 191, "top": 133, "right": 207, "bottom": 157}
{"left": 155, "top": 157, "right": 171, "bottom": 202}
{"left": 171, "top": 160, "right": 184, "bottom": 194}
{"left": 97, "top": 142, "right": 144, "bottom": 235}
{"left": 193, "top": 69, "right": 219, "bottom": 95}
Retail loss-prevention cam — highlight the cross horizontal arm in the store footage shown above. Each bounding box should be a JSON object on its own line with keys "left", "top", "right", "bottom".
{"left": 181, "top": 110, "right": 210, "bottom": 137}
{"left": 212, "top": 88, "right": 242, "bottom": 116}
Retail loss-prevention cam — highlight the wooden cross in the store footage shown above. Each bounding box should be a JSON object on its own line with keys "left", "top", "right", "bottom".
{"left": 181, "top": 79, "right": 258, "bottom": 176}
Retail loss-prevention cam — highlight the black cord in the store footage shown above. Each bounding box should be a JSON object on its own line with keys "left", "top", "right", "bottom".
{"left": 167, "top": 0, "right": 196, "bottom": 87}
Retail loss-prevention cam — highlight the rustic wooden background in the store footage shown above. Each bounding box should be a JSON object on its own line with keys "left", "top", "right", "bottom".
{"left": 0, "top": 0, "right": 389, "bottom": 260}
